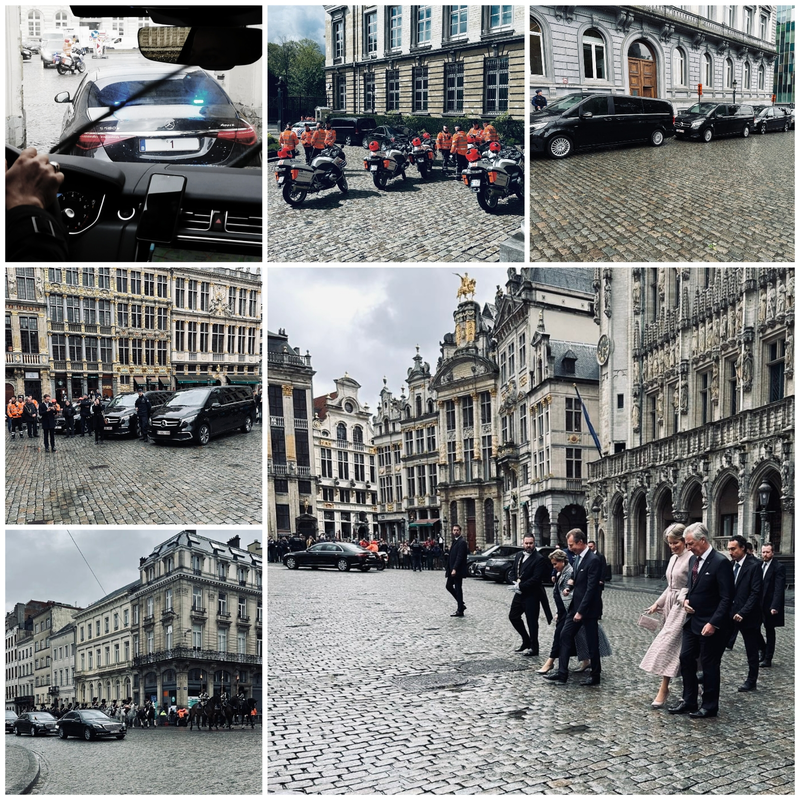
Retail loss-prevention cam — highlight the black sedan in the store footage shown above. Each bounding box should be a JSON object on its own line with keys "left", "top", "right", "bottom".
{"left": 56, "top": 709, "right": 126, "bottom": 740}
{"left": 363, "top": 125, "right": 413, "bottom": 149}
{"left": 6, "top": 710, "right": 18, "bottom": 733}
{"left": 483, "top": 546, "right": 557, "bottom": 583}
{"left": 14, "top": 711, "right": 58, "bottom": 736}
{"left": 752, "top": 106, "right": 791, "bottom": 134}
{"left": 283, "top": 542, "right": 386, "bottom": 572}
{"left": 467, "top": 544, "right": 523, "bottom": 577}
{"left": 53, "top": 65, "right": 259, "bottom": 167}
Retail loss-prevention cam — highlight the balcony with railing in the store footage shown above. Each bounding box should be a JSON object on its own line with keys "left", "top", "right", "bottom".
{"left": 267, "top": 349, "right": 312, "bottom": 369}
{"left": 5, "top": 352, "right": 49, "bottom": 367}
{"left": 190, "top": 606, "right": 207, "bottom": 619}
{"left": 133, "top": 646, "right": 262, "bottom": 667}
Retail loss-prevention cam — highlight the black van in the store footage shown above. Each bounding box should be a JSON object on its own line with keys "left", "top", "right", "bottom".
{"left": 148, "top": 385, "right": 255, "bottom": 445}
{"left": 327, "top": 117, "right": 377, "bottom": 146}
{"left": 673, "top": 103, "right": 755, "bottom": 142}
{"left": 102, "top": 390, "right": 173, "bottom": 437}
{"left": 530, "top": 93, "right": 675, "bottom": 158}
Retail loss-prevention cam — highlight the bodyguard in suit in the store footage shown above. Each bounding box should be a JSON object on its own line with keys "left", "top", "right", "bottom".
{"left": 758, "top": 542, "right": 786, "bottom": 667}
{"left": 446, "top": 524, "right": 469, "bottom": 617}
{"left": 543, "top": 528, "right": 602, "bottom": 685}
{"left": 669, "top": 522, "right": 734, "bottom": 719}
{"left": 725, "top": 535, "right": 763, "bottom": 691}
{"left": 509, "top": 535, "right": 553, "bottom": 656}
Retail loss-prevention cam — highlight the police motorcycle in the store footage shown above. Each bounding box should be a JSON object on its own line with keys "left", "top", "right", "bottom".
{"left": 55, "top": 48, "right": 86, "bottom": 75}
{"left": 275, "top": 143, "right": 348, "bottom": 207}
{"left": 363, "top": 137, "right": 410, "bottom": 190}
{"left": 460, "top": 140, "right": 524, "bottom": 213}
{"left": 407, "top": 133, "right": 436, "bottom": 180}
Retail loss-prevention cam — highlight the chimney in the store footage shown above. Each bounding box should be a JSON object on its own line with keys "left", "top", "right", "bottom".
{"left": 227, "top": 535, "right": 241, "bottom": 550}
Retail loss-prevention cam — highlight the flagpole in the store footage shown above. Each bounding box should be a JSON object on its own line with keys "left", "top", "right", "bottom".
{"left": 573, "top": 383, "right": 603, "bottom": 458}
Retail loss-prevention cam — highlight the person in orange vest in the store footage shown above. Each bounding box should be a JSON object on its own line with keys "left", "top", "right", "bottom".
{"left": 482, "top": 120, "right": 499, "bottom": 143}
{"left": 279, "top": 123, "right": 299, "bottom": 158}
{"left": 311, "top": 123, "right": 327, "bottom": 158}
{"left": 450, "top": 125, "right": 468, "bottom": 178}
{"left": 300, "top": 124, "right": 314, "bottom": 164}
{"left": 468, "top": 120, "right": 483, "bottom": 139}
{"left": 436, "top": 125, "right": 453, "bottom": 168}
{"left": 7, "top": 396, "right": 23, "bottom": 440}
{"left": 324, "top": 122, "right": 337, "bottom": 147}
{"left": 367, "top": 540, "right": 379, "bottom": 553}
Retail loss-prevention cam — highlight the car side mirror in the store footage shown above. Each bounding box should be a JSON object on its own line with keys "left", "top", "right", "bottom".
{"left": 54, "top": 91, "right": 71, "bottom": 103}
{"left": 211, "top": 402, "right": 221, "bottom": 409}
{"left": 580, "top": 111, "right": 593, "bottom": 119}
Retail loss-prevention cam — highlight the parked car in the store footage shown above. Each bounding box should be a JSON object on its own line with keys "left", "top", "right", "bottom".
{"left": 325, "top": 116, "right": 376, "bottom": 146}
{"left": 530, "top": 93, "right": 675, "bottom": 158}
{"left": 467, "top": 544, "right": 523, "bottom": 577}
{"left": 40, "top": 37, "right": 65, "bottom": 67}
{"left": 21, "top": 47, "right": 32, "bottom": 61}
{"left": 14, "top": 711, "right": 58, "bottom": 736}
{"left": 56, "top": 709, "right": 126, "bottom": 740}
{"left": 148, "top": 385, "right": 255, "bottom": 445}
{"left": 23, "top": 41, "right": 41, "bottom": 53}
{"left": 483, "top": 546, "right": 557, "bottom": 583}
{"left": 283, "top": 542, "right": 386, "bottom": 572}
{"left": 363, "top": 124, "right": 413, "bottom": 149}
{"left": 53, "top": 64, "right": 259, "bottom": 166}
{"left": 6, "top": 710, "right": 18, "bottom": 733}
{"left": 102, "top": 390, "right": 173, "bottom": 437}
{"left": 673, "top": 103, "right": 755, "bottom": 142}
{"left": 752, "top": 105, "right": 791, "bottom": 134}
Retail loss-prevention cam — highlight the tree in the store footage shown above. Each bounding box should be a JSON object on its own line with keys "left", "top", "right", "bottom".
{"left": 289, "top": 39, "right": 325, "bottom": 97}
{"left": 267, "top": 39, "right": 298, "bottom": 89}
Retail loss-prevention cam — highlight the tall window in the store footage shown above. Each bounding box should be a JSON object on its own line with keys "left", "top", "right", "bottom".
{"left": 760, "top": 13, "right": 768, "bottom": 41}
{"left": 335, "top": 76, "right": 346, "bottom": 110}
{"left": 389, "top": 6, "right": 402, "bottom": 49}
{"left": 445, "top": 63, "right": 464, "bottom": 113}
{"left": 484, "top": 57, "right": 509, "bottom": 112}
{"left": 480, "top": 391, "right": 492, "bottom": 424}
{"left": 490, "top": 5, "right": 513, "bottom": 28}
{"left": 320, "top": 447, "right": 333, "bottom": 478}
{"left": 566, "top": 447, "right": 582, "bottom": 479}
{"left": 674, "top": 48, "right": 687, "bottom": 85}
{"left": 19, "top": 317, "right": 39, "bottom": 354}
{"left": 744, "top": 61, "right": 751, "bottom": 89}
{"left": 365, "top": 11, "right": 377, "bottom": 54}
{"left": 17, "top": 268, "right": 37, "bottom": 299}
{"left": 445, "top": 400, "right": 456, "bottom": 430}
{"left": 192, "top": 586, "right": 203, "bottom": 610}
{"left": 725, "top": 58, "right": 734, "bottom": 89}
{"left": 767, "top": 339, "right": 786, "bottom": 403}
{"left": 583, "top": 30, "right": 606, "bottom": 80}
{"left": 363, "top": 72, "right": 375, "bottom": 112}
{"left": 744, "top": 7, "right": 753, "bottom": 35}
{"left": 450, "top": 5, "right": 468, "bottom": 36}
{"left": 417, "top": 6, "right": 431, "bottom": 43}
{"left": 565, "top": 397, "right": 582, "bottom": 432}
{"left": 462, "top": 395, "right": 474, "bottom": 427}
{"left": 758, "top": 65, "right": 765, "bottom": 90}
{"left": 530, "top": 18, "right": 544, "bottom": 75}
{"left": 727, "top": 6, "right": 736, "bottom": 27}
{"left": 333, "top": 18, "right": 344, "bottom": 61}
{"left": 703, "top": 53, "right": 713, "bottom": 87}
{"left": 412, "top": 67, "right": 428, "bottom": 112}
{"left": 386, "top": 70, "right": 400, "bottom": 111}
{"left": 175, "top": 278, "right": 184, "bottom": 307}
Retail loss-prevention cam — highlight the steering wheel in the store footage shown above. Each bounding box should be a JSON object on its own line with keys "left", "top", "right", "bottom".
{"left": 6, "top": 144, "right": 65, "bottom": 223}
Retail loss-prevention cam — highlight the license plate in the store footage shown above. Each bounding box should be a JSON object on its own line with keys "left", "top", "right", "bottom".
{"left": 157, "top": 430, "right": 171, "bottom": 436}
{"left": 140, "top": 137, "right": 200, "bottom": 153}
{"left": 104, "top": 426, "right": 112, "bottom": 431}
{"left": 675, "top": 129, "right": 684, "bottom": 134}
{"left": 277, "top": 177, "right": 285, "bottom": 185}
{"left": 470, "top": 179, "right": 481, "bottom": 188}
{"left": 370, "top": 165, "right": 378, "bottom": 171}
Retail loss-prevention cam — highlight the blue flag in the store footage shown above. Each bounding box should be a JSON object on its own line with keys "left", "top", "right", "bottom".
{"left": 574, "top": 384, "right": 602, "bottom": 458}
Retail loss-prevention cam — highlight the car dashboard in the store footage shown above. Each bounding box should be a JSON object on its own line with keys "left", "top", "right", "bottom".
{"left": 50, "top": 154, "right": 262, "bottom": 262}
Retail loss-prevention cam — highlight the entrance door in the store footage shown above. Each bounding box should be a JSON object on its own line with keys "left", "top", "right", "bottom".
{"left": 5, "top": 383, "right": 14, "bottom": 404}
{"left": 628, "top": 41, "right": 657, "bottom": 97}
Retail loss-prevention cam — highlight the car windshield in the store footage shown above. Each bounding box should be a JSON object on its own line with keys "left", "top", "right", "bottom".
{"left": 684, "top": 103, "right": 719, "bottom": 114}
{"left": 81, "top": 710, "right": 111, "bottom": 719}
{"left": 163, "top": 389, "right": 210, "bottom": 408}
{"left": 30, "top": 713, "right": 55, "bottom": 720}
{"left": 104, "top": 394, "right": 137, "bottom": 409}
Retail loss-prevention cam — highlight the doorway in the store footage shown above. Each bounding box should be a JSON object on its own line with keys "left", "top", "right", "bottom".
{"left": 628, "top": 40, "right": 657, "bottom": 97}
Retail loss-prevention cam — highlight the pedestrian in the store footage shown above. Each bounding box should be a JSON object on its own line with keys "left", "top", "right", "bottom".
{"left": 300, "top": 124, "right": 314, "bottom": 164}
{"left": 135, "top": 388, "right": 151, "bottom": 441}
{"left": 7, "top": 395, "right": 23, "bottom": 440}
{"left": 543, "top": 528, "right": 603, "bottom": 686}
{"left": 324, "top": 121, "right": 337, "bottom": 148}
{"left": 482, "top": 120, "right": 499, "bottom": 142}
{"left": 91, "top": 396, "right": 105, "bottom": 443}
{"left": 400, "top": 541, "right": 411, "bottom": 569}
{"left": 450, "top": 126, "right": 469, "bottom": 178}
{"left": 79, "top": 394, "right": 92, "bottom": 436}
{"left": 410, "top": 537, "right": 423, "bottom": 572}
{"left": 669, "top": 522, "right": 734, "bottom": 719}
{"left": 509, "top": 534, "right": 552, "bottom": 657}
{"left": 23, "top": 394, "right": 39, "bottom": 439}
{"left": 311, "top": 123, "right": 327, "bottom": 159}
{"left": 39, "top": 393, "right": 60, "bottom": 453}
{"left": 639, "top": 524, "right": 691, "bottom": 708}
{"left": 279, "top": 123, "right": 299, "bottom": 158}
{"left": 445, "top": 524, "right": 468, "bottom": 617}
{"left": 468, "top": 120, "right": 483, "bottom": 139}
{"left": 533, "top": 89, "right": 548, "bottom": 111}
{"left": 757, "top": 542, "right": 786, "bottom": 667}
{"left": 538, "top": 549, "right": 572, "bottom": 675}
{"left": 62, "top": 398, "right": 76, "bottom": 437}
{"left": 725, "top": 534, "right": 762, "bottom": 692}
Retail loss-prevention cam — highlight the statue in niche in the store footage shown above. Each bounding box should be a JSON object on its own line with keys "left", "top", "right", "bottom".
{"left": 777, "top": 279, "right": 787, "bottom": 316}
{"left": 767, "top": 282, "right": 776, "bottom": 319}
{"left": 759, "top": 287, "right": 767, "bottom": 321}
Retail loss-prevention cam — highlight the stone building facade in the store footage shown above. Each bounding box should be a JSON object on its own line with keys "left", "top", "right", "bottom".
{"left": 49, "top": 623, "right": 77, "bottom": 707}
{"left": 267, "top": 329, "right": 317, "bottom": 541}
{"left": 32, "top": 603, "right": 81, "bottom": 707}
{"left": 530, "top": 5, "right": 777, "bottom": 110}
{"left": 324, "top": 5, "right": 525, "bottom": 119}
{"left": 373, "top": 379, "right": 407, "bottom": 540}
{"left": 313, "top": 375, "right": 378, "bottom": 540}
{"left": 586, "top": 267, "right": 794, "bottom": 578}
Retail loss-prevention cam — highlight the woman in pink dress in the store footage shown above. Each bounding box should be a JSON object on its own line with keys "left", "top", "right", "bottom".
{"left": 639, "top": 523, "right": 692, "bottom": 708}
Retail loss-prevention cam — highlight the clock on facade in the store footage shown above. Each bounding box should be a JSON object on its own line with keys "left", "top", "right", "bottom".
{"left": 597, "top": 334, "right": 610, "bottom": 365}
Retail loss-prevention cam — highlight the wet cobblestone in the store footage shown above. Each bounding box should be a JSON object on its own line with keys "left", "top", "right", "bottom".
{"left": 269, "top": 565, "right": 794, "bottom": 794}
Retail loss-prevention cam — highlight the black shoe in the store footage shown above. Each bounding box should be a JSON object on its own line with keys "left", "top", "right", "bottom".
{"left": 44, "top": 448, "right": 50, "bottom": 453}
{"left": 450, "top": 611, "right": 464, "bottom": 617}
{"left": 514, "top": 644, "right": 529, "bottom": 653}
{"left": 737, "top": 683, "right": 757, "bottom": 692}
{"left": 696, "top": 672, "right": 704, "bottom": 684}
{"left": 668, "top": 701, "right": 698, "bottom": 715}
{"left": 52, "top": 449, "right": 56, "bottom": 453}
{"left": 759, "top": 659, "right": 772, "bottom": 668}
{"left": 522, "top": 650, "right": 539, "bottom": 657}
{"left": 542, "top": 673, "right": 567, "bottom": 684}
{"left": 580, "top": 676, "right": 601, "bottom": 685}
{"left": 689, "top": 708, "right": 717, "bottom": 719}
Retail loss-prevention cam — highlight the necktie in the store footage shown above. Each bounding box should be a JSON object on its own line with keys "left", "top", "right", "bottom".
{"left": 573, "top": 554, "right": 581, "bottom": 574}
{"left": 691, "top": 557, "right": 699, "bottom": 586}
{"left": 733, "top": 561, "right": 740, "bottom": 583}
{"left": 763, "top": 561, "right": 769, "bottom": 577}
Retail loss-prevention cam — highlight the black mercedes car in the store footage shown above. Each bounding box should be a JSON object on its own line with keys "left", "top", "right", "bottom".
{"left": 56, "top": 709, "right": 126, "bottom": 740}
{"left": 53, "top": 65, "right": 258, "bottom": 167}
{"left": 752, "top": 106, "right": 791, "bottom": 135}
{"left": 283, "top": 542, "right": 386, "bottom": 572}
{"left": 467, "top": 544, "right": 523, "bottom": 577}
{"left": 14, "top": 711, "right": 58, "bottom": 736}
{"left": 6, "top": 710, "right": 18, "bottom": 733}
{"left": 483, "top": 546, "right": 556, "bottom": 583}
{"left": 363, "top": 125, "right": 414, "bottom": 149}
{"left": 102, "top": 390, "right": 173, "bottom": 437}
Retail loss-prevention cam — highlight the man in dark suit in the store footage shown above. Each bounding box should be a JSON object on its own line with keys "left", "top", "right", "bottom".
{"left": 509, "top": 535, "right": 552, "bottom": 656}
{"left": 543, "top": 528, "right": 602, "bottom": 686}
{"left": 446, "top": 524, "right": 468, "bottom": 617}
{"left": 587, "top": 540, "right": 607, "bottom": 615}
{"left": 670, "top": 522, "right": 734, "bottom": 719}
{"left": 758, "top": 542, "right": 786, "bottom": 667}
{"left": 725, "top": 535, "right": 763, "bottom": 691}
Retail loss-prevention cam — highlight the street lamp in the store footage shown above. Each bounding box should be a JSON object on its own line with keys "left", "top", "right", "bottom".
{"left": 757, "top": 479, "right": 772, "bottom": 549}
{"left": 591, "top": 500, "right": 601, "bottom": 535}
{"left": 732, "top": 79, "right": 738, "bottom": 105}
{"left": 493, "top": 516, "right": 499, "bottom": 542}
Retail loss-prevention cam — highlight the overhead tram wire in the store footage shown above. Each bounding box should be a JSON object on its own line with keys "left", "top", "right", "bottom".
{"left": 66, "top": 529, "right": 107, "bottom": 597}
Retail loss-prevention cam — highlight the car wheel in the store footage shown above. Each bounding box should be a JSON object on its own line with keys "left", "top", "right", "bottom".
{"left": 742, "top": 125, "right": 750, "bottom": 138}
{"left": 783, "top": 122, "right": 789, "bottom": 132}
{"left": 59, "top": 728, "right": 67, "bottom": 739}
{"left": 240, "top": 415, "right": 252, "bottom": 433}
{"left": 336, "top": 559, "right": 350, "bottom": 572}
{"left": 196, "top": 423, "right": 211, "bottom": 446}
{"left": 284, "top": 556, "right": 299, "bottom": 570}
{"left": 360, "top": 565, "right": 371, "bottom": 572}
{"left": 344, "top": 135, "right": 353, "bottom": 146}
{"left": 376, "top": 561, "right": 385, "bottom": 571}
{"left": 650, "top": 129, "right": 664, "bottom": 147}
{"left": 477, "top": 190, "right": 499, "bottom": 213}
{"left": 547, "top": 135, "right": 572, "bottom": 159}
{"left": 83, "top": 727, "right": 93, "bottom": 741}
{"left": 702, "top": 128, "right": 713, "bottom": 143}
{"left": 282, "top": 183, "right": 307, "bottom": 207}
{"left": 760, "top": 123, "right": 767, "bottom": 134}
{"left": 30, "top": 728, "right": 37, "bottom": 737}
{"left": 362, "top": 136, "right": 371, "bottom": 149}
{"left": 14, "top": 728, "right": 20, "bottom": 736}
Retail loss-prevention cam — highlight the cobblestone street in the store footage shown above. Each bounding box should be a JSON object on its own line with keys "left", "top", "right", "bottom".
{"left": 267, "top": 145, "right": 523, "bottom": 262}
{"left": 6, "top": 726, "right": 262, "bottom": 794}
{"left": 530, "top": 131, "right": 795, "bottom": 262}
{"left": 4, "top": 426, "right": 263, "bottom": 525}
{"left": 269, "top": 565, "right": 794, "bottom": 794}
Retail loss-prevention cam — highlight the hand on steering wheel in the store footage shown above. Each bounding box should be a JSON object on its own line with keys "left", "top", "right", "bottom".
{"left": 6, "top": 147, "right": 64, "bottom": 211}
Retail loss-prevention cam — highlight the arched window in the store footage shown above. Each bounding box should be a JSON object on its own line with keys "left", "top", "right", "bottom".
{"left": 352, "top": 426, "right": 363, "bottom": 444}
{"left": 427, "top": 399, "right": 434, "bottom": 414}
{"left": 703, "top": 53, "right": 713, "bottom": 87}
{"left": 530, "top": 17, "right": 544, "bottom": 76}
{"left": 27, "top": 10, "right": 42, "bottom": 37}
{"left": 415, "top": 395, "right": 422, "bottom": 417}
{"left": 449, "top": 500, "right": 458, "bottom": 526}
{"left": 405, "top": 406, "right": 411, "bottom": 419}
{"left": 673, "top": 48, "right": 687, "bottom": 86}
{"left": 725, "top": 58, "right": 734, "bottom": 89}
{"left": 744, "top": 61, "right": 751, "bottom": 89}
{"left": 54, "top": 11, "right": 68, "bottom": 28}
{"left": 583, "top": 30, "right": 606, "bottom": 80}
{"left": 336, "top": 422, "right": 347, "bottom": 441}
{"left": 758, "top": 65, "right": 765, "bottom": 90}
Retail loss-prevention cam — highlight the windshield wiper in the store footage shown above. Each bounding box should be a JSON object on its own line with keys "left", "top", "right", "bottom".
{"left": 50, "top": 65, "right": 188, "bottom": 156}
{"left": 226, "top": 141, "right": 261, "bottom": 168}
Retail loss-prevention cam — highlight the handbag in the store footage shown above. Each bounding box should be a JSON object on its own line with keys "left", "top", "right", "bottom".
{"left": 637, "top": 610, "right": 664, "bottom": 632}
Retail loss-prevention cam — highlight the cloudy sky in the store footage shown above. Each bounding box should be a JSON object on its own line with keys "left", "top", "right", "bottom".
{"left": 267, "top": 267, "right": 511, "bottom": 409}
{"left": 5, "top": 528, "right": 261, "bottom": 612}
{"left": 268, "top": 5, "right": 326, "bottom": 47}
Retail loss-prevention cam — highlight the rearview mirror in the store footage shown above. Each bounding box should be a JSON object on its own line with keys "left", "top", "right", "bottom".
{"left": 137, "top": 26, "right": 261, "bottom": 69}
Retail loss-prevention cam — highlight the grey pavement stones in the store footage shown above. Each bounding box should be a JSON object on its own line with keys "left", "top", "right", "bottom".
{"left": 269, "top": 565, "right": 794, "bottom": 794}
{"left": 5, "top": 743, "right": 40, "bottom": 795}
{"left": 267, "top": 145, "right": 522, "bottom": 263}
{"left": 530, "top": 131, "right": 795, "bottom": 262}
{"left": 5, "top": 426, "right": 263, "bottom": 525}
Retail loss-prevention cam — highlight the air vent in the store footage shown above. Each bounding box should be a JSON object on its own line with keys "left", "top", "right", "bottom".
{"left": 226, "top": 213, "right": 262, "bottom": 235}
{"left": 180, "top": 209, "right": 213, "bottom": 231}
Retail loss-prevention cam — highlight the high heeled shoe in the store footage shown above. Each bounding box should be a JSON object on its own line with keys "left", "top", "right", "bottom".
{"left": 537, "top": 660, "right": 555, "bottom": 674}
{"left": 570, "top": 660, "right": 590, "bottom": 673}
{"left": 651, "top": 692, "right": 669, "bottom": 709}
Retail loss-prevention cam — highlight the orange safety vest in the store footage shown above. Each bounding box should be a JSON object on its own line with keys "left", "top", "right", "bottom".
{"left": 279, "top": 129, "right": 299, "bottom": 148}
{"left": 469, "top": 126, "right": 483, "bottom": 139}
{"left": 300, "top": 129, "right": 313, "bottom": 146}
{"left": 482, "top": 125, "right": 499, "bottom": 142}
{"left": 311, "top": 129, "right": 327, "bottom": 149}
{"left": 7, "top": 401, "right": 22, "bottom": 419}
{"left": 324, "top": 129, "right": 336, "bottom": 146}
{"left": 450, "top": 131, "right": 468, "bottom": 155}
{"left": 436, "top": 131, "right": 452, "bottom": 151}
